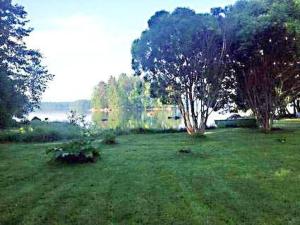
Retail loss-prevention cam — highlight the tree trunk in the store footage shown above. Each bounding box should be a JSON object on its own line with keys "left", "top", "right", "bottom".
{"left": 261, "top": 115, "right": 272, "bottom": 133}
{"left": 178, "top": 99, "right": 206, "bottom": 136}
{"left": 198, "top": 119, "right": 206, "bottom": 135}
{"left": 297, "top": 100, "right": 300, "bottom": 113}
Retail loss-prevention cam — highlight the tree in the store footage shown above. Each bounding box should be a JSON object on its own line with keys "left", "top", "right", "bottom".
{"left": 117, "top": 73, "right": 135, "bottom": 108}
{"left": 91, "top": 73, "right": 162, "bottom": 113}
{"left": 227, "top": 0, "right": 300, "bottom": 132}
{"left": 132, "top": 8, "right": 232, "bottom": 135}
{"left": 0, "top": 0, "right": 53, "bottom": 128}
{"left": 91, "top": 81, "right": 108, "bottom": 110}
{"left": 107, "top": 76, "right": 121, "bottom": 109}
{"left": 0, "top": 71, "right": 26, "bottom": 127}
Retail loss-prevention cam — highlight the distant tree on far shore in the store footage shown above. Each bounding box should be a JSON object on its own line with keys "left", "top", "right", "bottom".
{"left": 91, "top": 74, "right": 162, "bottom": 111}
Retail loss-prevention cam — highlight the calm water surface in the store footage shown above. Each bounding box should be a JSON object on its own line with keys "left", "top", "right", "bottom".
{"left": 29, "top": 108, "right": 230, "bottom": 129}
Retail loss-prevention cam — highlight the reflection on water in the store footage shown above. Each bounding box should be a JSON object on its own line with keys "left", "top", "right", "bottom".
{"left": 29, "top": 107, "right": 232, "bottom": 129}
{"left": 92, "top": 108, "right": 182, "bottom": 129}
{"left": 28, "top": 111, "right": 92, "bottom": 122}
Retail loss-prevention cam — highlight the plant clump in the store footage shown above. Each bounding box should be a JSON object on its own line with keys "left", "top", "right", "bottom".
{"left": 178, "top": 148, "right": 192, "bottom": 154}
{"left": 102, "top": 131, "right": 117, "bottom": 144}
{"left": 47, "top": 140, "right": 100, "bottom": 163}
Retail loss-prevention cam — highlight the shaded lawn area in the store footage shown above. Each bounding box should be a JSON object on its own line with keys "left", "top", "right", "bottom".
{"left": 0, "top": 120, "right": 300, "bottom": 225}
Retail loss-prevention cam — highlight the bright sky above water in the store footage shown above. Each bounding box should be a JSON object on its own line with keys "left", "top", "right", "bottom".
{"left": 16, "top": 0, "right": 236, "bottom": 102}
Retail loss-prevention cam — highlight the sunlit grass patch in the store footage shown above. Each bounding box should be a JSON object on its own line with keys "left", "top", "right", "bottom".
{"left": 0, "top": 120, "right": 299, "bottom": 225}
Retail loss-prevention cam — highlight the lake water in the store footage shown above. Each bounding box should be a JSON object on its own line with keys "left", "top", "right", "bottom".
{"left": 28, "top": 108, "right": 232, "bottom": 129}
{"left": 28, "top": 111, "right": 92, "bottom": 123}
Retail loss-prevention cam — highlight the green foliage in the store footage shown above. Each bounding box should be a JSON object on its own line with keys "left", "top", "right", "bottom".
{"left": 0, "top": 72, "right": 27, "bottom": 128}
{"left": 0, "top": 122, "right": 82, "bottom": 143}
{"left": 226, "top": 0, "right": 300, "bottom": 132}
{"left": 67, "top": 110, "right": 88, "bottom": 128}
{"left": 102, "top": 131, "right": 117, "bottom": 144}
{"left": 131, "top": 7, "right": 233, "bottom": 135}
{"left": 85, "top": 126, "right": 185, "bottom": 139}
{"left": 47, "top": 140, "right": 100, "bottom": 163}
{"left": 0, "top": 0, "right": 53, "bottom": 128}
{"left": 91, "top": 82, "right": 108, "bottom": 110}
{"left": 236, "top": 118, "right": 258, "bottom": 128}
{"left": 107, "top": 76, "right": 121, "bottom": 109}
{"left": 215, "top": 119, "right": 258, "bottom": 128}
{"left": 91, "top": 74, "right": 162, "bottom": 111}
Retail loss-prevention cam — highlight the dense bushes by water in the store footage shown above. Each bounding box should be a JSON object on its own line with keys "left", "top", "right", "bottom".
{"left": 0, "top": 121, "right": 82, "bottom": 143}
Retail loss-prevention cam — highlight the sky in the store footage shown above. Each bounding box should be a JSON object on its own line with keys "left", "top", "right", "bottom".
{"left": 16, "top": 0, "right": 236, "bottom": 102}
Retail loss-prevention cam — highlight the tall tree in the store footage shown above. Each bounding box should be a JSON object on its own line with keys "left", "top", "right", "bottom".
{"left": 117, "top": 73, "right": 134, "bottom": 108}
{"left": 91, "top": 74, "right": 161, "bottom": 111}
{"left": 0, "top": 71, "right": 26, "bottom": 127}
{"left": 0, "top": 0, "right": 53, "bottom": 128}
{"left": 132, "top": 8, "right": 232, "bottom": 135}
{"left": 107, "top": 76, "right": 120, "bottom": 109}
{"left": 91, "top": 81, "right": 108, "bottom": 110}
{"left": 227, "top": 0, "right": 300, "bottom": 132}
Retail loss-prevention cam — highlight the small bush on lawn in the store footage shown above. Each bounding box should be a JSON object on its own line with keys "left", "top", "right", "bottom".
{"left": 178, "top": 148, "right": 192, "bottom": 154}
{"left": 102, "top": 131, "right": 117, "bottom": 144}
{"left": 47, "top": 140, "right": 100, "bottom": 163}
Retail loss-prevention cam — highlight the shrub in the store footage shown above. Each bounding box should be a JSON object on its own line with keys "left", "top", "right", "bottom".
{"left": 67, "top": 110, "right": 88, "bottom": 128}
{"left": 128, "top": 128, "right": 185, "bottom": 134}
{"left": 102, "top": 131, "right": 117, "bottom": 144}
{"left": 178, "top": 148, "right": 192, "bottom": 154}
{"left": 21, "top": 129, "right": 60, "bottom": 142}
{"left": 215, "top": 118, "right": 257, "bottom": 128}
{"left": 47, "top": 140, "right": 100, "bottom": 163}
{"left": 0, "top": 130, "right": 22, "bottom": 142}
{"left": 0, "top": 121, "right": 83, "bottom": 143}
{"left": 84, "top": 127, "right": 186, "bottom": 138}
{"left": 236, "top": 119, "right": 258, "bottom": 128}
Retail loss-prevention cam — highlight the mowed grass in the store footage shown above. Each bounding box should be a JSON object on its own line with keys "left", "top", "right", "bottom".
{"left": 0, "top": 120, "right": 300, "bottom": 225}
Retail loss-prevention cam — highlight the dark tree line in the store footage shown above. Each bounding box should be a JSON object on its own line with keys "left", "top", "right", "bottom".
{"left": 132, "top": 0, "right": 300, "bottom": 134}
{"left": 0, "top": 0, "right": 53, "bottom": 128}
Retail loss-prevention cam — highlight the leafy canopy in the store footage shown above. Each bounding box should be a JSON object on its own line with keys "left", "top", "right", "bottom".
{"left": 0, "top": 0, "right": 53, "bottom": 128}
{"left": 132, "top": 8, "right": 232, "bottom": 134}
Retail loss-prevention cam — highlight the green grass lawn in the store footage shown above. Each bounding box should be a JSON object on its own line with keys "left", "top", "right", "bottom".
{"left": 0, "top": 120, "right": 300, "bottom": 225}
